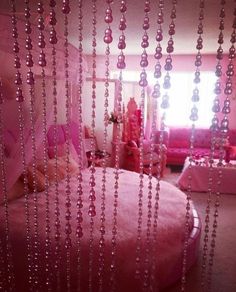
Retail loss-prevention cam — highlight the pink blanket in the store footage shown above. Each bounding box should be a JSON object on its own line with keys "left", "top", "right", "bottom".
{"left": 178, "top": 160, "right": 236, "bottom": 195}
{"left": 0, "top": 168, "right": 193, "bottom": 291}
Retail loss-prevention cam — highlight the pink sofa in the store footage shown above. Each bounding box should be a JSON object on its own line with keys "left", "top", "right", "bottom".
{"left": 154, "top": 128, "right": 236, "bottom": 166}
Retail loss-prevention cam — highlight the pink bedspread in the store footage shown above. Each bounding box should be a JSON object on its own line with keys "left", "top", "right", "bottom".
{"left": 0, "top": 168, "right": 193, "bottom": 291}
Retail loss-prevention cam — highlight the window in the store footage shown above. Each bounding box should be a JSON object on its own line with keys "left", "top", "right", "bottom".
{"left": 161, "top": 72, "right": 216, "bottom": 128}
{"left": 111, "top": 70, "right": 217, "bottom": 128}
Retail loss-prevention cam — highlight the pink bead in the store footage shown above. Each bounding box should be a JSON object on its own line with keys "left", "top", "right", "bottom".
{"left": 140, "top": 59, "right": 148, "bottom": 68}
{"left": 26, "top": 53, "right": 34, "bottom": 67}
{"left": 214, "top": 82, "right": 221, "bottom": 94}
{"left": 38, "top": 33, "right": 46, "bottom": 48}
{"left": 88, "top": 205, "right": 96, "bottom": 217}
{"left": 166, "top": 45, "right": 174, "bottom": 54}
{"left": 118, "top": 41, "right": 126, "bottom": 50}
{"left": 50, "top": 29, "right": 57, "bottom": 44}
{"left": 15, "top": 72, "right": 22, "bottom": 85}
{"left": 157, "top": 12, "right": 164, "bottom": 24}
{"left": 141, "top": 41, "right": 149, "bottom": 48}
{"left": 25, "top": 21, "right": 32, "bottom": 34}
{"left": 24, "top": 7, "right": 30, "bottom": 19}
{"left": 139, "top": 77, "right": 148, "bottom": 87}
{"left": 156, "top": 29, "right": 163, "bottom": 41}
{"left": 25, "top": 36, "right": 33, "bottom": 50}
{"left": 221, "top": 117, "right": 229, "bottom": 132}
{"left": 12, "top": 30, "right": 18, "bottom": 39}
{"left": 120, "top": 1, "right": 127, "bottom": 13}
{"left": 119, "top": 17, "right": 126, "bottom": 30}
{"left": 164, "top": 62, "right": 172, "bottom": 71}
{"left": 49, "top": 0, "right": 56, "bottom": 7}
{"left": 104, "top": 34, "right": 113, "bottom": 44}
{"left": 13, "top": 41, "right": 19, "bottom": 53}
{"left": 37, "top": 2, "right": 44, "bottom": 14}
{"left": 62, "top": 3, "right": 70, "bottom": 14}
{"left": 212, "top": 100, "right": 220, "bottom": 113}
{"left": 16, "top": 87, "right": 24, "bottom": 102}
{"left": 38, "top": 16, "right": 45, "bottom": 30}
{"left": 144, "top": 0, "right": 150, "bottom": 13}
{"left": 161, "top": 95, "right": 169, "bottom": 109}
{"left": 118, "top": 54, "right": 125, "bottom": 62}
{"left": 49, "top": 11, "right": 57, "bottom": 25}
{"left": 14, "top": 56, "right": 21, "bottom": 69}
{"left": 171, "top": 11, "right": 176, "bottom": 19}
{"left": 220, "top": 8, "right": 225, "bottom": 18}
{"left": 39, "top": 52, "right": 46, "bottom": 67}
{"left": 105, "top": 14, "right": 113, "bottom": 23}
{"left": 27, "top": 71, "right": 35, "bottom": 85}
{"left": 219, "top": 19, "right": 224, "bottom": 30}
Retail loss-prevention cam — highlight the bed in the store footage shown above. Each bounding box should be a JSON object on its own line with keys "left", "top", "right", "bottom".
{"left": 0, "top": 166, "right": 201, "bottom": 291}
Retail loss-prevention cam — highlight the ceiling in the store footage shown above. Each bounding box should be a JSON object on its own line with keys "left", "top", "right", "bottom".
{"left": 0, "top": 0, "right": 235, "bottom": 55}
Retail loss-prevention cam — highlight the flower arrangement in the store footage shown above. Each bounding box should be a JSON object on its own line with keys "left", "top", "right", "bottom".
{"left": 108, "top": 112, "right": 122, "bottom": 124}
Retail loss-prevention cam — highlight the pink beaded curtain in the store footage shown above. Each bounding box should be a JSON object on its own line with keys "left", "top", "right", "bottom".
{"left": 0, "top": 0, "right": 235, "bottom": 291}
{"left": 0, "top": 13, "right": 84, "bottom": 194}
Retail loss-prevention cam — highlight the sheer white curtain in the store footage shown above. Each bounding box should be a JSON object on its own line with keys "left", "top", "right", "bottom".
{"left": 162, "top": 72, "right": 217, "bottom": 128}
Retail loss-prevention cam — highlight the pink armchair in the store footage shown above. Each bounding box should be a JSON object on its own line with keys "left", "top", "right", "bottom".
{"left": 123, "top": 140, "right": 167, "bottom": 177}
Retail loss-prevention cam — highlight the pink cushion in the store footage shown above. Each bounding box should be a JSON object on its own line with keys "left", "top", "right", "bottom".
{"left": 47, "top": 125, "right": 66, "bottom": 147}
{"left": 3, "top": 130, "right": 16, "bottom": 157}
{"left": 25, "top": 165, "right": 46, "bottom": 193}
{"left": 0, "top": 178, "right": 24, "bottom": 205}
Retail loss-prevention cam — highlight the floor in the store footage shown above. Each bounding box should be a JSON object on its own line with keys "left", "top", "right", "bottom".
{"left": 162, "top": 166, "right": 236, "bottom": 292}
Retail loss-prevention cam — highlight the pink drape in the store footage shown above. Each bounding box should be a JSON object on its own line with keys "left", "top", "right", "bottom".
{"left": 0, "top": 14, "right": 86, "bottom": 194}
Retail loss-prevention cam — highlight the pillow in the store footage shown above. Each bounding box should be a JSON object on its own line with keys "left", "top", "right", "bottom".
{"left": 48, "top": 139, "right": 87, "bottom": 168}
{"left": 37, "top": 159, "right": 66, "bottom": 183}
{"left": 0, "top": 178, "right": 24, "bottom": 205}
{"left": 57, "top": 156, "right": 79, "bottom": 175}
{"left": 3, "top": 130, "right": 16, "bottom": 157}
{"left": 48, "top": 143, "right": 67, "bottom": 159}
{"left": 84, "top": 125, "right": 93, "bottom": 138}
{"left": 25, "top": 165, "right": 46, "bottom": 193}
{"left": 37, "top": 156, "right": 79, "bottom": 185}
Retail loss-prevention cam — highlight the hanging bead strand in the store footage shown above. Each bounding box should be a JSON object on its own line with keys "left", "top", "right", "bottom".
{"left": 37, "top": 1, "right": 52, "bottom": 290}
{"left": 0, "top": 239, "right": 6, "bottom": 290}
{"left": 97, "top": 51, "right": 110, "bottom": 292}
{"left": 150, "top": 1, "right": 164, "bottom": 289}
{"left": 75, "top": 1, "right": 84, "bottom": 291}
{"left": 201, "top": 1, "right": 226, "bottom": 289}
{"left": 158, "top": 0, "right": 177, "bottom": 204}
{"left": 97, "top": 0, "right": 115, "bottom": 290}
{"left": 135, "top": 0, "right": 150, "bottom": 284}
{"left": 48, "top": 0, "right": 61, "bottom": 289}
{"left": 10, "top": 1, "right": 34, "bottom": 290}
{"left": 160, "top": 0, "right": 177, "bottom": 121}
{"left": 109, "top": 0, "right": 126, "bottom": 290}
{"left": 62, "top": 1, "right": 73, "bottom": 291}
{"left": 24, "top": 1, "right": 41, "bottom": 288}
{"left": 139, "top": 0, "right": 156, "bottom": 289}
{"left": 181, "top": 1, "right": 205, "bottom": 291}
{"left": 206, "top": 6, "right": 236, "bottom": 291}
{"left": 0, "top": 80, "right": 15, "bottom": 291}
{"left": 88, "top": 1, "right": 97, "bottom": 291}
{"left": 0, "top": 82, "right": 6, "bottom": 291}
